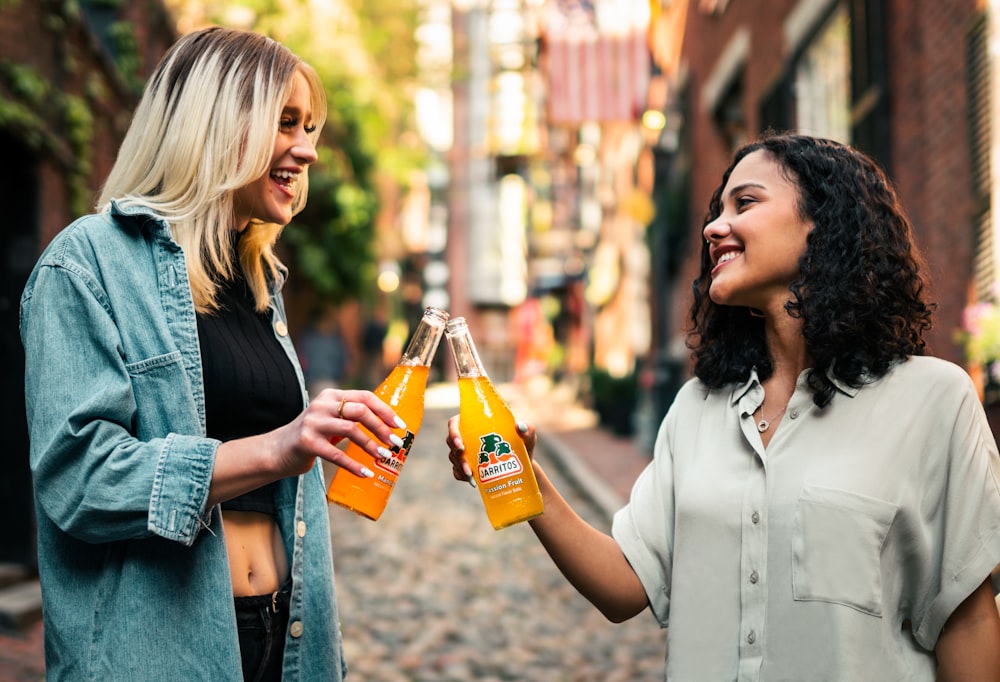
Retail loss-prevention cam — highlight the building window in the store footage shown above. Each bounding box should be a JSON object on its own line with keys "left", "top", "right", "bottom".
{"left": 969, "top": 12, "right": 994, "bottom": 300}
{"left": 760, "top": 0, "right": 888, "bottom": 164}
{"left": 794, "top": 3, "right": 850, "bottom": 142}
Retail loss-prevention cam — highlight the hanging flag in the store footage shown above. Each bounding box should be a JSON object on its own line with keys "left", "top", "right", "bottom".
{"left": 543, "top": 0, "right": 651, "bottom": 125}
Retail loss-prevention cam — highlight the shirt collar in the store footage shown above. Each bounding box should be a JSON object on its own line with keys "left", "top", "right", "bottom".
{"left": 729, "top": 365, "right": 863, "bottom": 406}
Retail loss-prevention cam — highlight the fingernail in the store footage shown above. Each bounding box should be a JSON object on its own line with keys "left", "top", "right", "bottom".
{"left": 467, "top": 477, "right": 476, "bottom": 488}
{"left": 389, "top": 433, "right": 405, "bottom": 448}
{"left": 394, "top": 416, "right": 407, "bottom": 429}
{"left": 516, "top": 421, "right": 528, "bottom": 433}
{"left": 361, "top": 467, "right": 375, "bottom": 478}
{"left": 377, "top": 446, "right": 392, "bottom": 459}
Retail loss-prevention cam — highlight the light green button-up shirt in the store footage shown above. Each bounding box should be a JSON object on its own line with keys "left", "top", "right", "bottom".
{"left": 613, "top": 356, "right": 1000, "bottom": 681}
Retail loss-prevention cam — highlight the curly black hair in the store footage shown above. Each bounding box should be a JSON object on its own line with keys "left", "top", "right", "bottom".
{"left": 689, "top": 133, "right": 934, "bottom": 408}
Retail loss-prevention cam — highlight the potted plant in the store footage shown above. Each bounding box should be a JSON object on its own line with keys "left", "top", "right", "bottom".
{"left": 588, "top": 366, "right": 638, "bottom": 436}
{"left": 956, "top": 299, "right": 1000, "bottom": 404}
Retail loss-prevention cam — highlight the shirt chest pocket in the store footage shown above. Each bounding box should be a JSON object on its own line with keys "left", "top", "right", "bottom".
{"left": 792, "top": 485, "right": 898, "bottom": 617}
{"left": 127, "top": 350, "right": 198, "bottom": 439}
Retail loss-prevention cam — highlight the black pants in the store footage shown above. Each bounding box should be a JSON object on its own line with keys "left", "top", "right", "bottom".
{"left": 234, "top": 584, "right": 291, "bottom": 682}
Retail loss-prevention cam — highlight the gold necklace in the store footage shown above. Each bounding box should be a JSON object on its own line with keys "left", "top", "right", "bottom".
{"left": 755, "top": 404, "right": 787, "bottom": 433}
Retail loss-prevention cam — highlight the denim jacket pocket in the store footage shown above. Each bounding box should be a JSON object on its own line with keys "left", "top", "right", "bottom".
{"left": 126, "top": 350, "right": 199, "bottom": 440}
{"left": 792, "top": 485, "right": 897, "bottom": 617}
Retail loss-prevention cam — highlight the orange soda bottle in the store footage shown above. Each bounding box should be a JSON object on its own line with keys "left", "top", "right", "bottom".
{"left": 445, "top": 317, "right": 544, "bottom": 530}
{"left": 326, "top": 307, "right": 449, "bottom": 520}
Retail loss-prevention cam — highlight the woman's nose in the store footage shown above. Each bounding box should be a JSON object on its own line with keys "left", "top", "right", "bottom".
{"left": 703, "top": 215, "right": 730, "bottom": 243}
{"left": 293, "top": 131, "right": 318, "bottom": 165}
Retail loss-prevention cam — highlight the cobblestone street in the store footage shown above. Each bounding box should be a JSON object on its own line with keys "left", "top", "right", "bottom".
{"left": 326, "top": 401, "right": 666, "bottom": 681}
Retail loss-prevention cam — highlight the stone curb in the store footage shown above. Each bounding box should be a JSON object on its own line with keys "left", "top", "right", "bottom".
{"left": 535, "top": 430, "right": 627, "bottom": 524}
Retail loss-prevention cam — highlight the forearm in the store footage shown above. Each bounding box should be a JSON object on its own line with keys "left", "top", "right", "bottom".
{"left": 207, "top": 432, "right": 284, "bottom": 508}
{"left": 936, "top": 578, "right": 1000, "bottom": 681}
{"left": 528, "top": 461, "right": 649, "bottom": 622}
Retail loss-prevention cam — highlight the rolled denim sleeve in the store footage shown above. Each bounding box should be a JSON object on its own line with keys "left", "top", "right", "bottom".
{"left": 150, "top": 433, "right": 218, "bottom": 544}
{"left": 21, "top": 244, "right": 217, "bottom": 546}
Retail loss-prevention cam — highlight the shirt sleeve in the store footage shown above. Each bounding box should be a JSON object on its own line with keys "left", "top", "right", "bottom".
{"left": 21, "top": 259, "right": 217, "bottom": 547}
{"left": 911, "top": 368, "right": 1000, "bottom": 649}
{"left": 612, "top": 401, "right": 678, "bottom": 628}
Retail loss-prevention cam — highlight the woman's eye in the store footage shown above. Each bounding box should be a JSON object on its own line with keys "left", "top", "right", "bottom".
{"left": 279, "top": 117, "right": 315, "bottom": 134}
{"left": 736, "top": 196, "right": 755, "bottom": 211}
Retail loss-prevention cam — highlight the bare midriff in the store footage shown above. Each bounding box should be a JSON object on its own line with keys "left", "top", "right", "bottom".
{"left": 222, "top": 510, "right": 290, "bottom": 597}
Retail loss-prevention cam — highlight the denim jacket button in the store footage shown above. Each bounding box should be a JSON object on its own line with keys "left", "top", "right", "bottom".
{"left": 297, "top": 521, "right": 306, "bottom": 537}
{"left": 274, "top": 320, "right": 288, "bottom": 337}
{"left": 289, "top": 620, "right": 304, "bottom": 638}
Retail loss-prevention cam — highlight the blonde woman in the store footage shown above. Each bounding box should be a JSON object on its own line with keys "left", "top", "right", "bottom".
{"left": 21, "top": 27, "right": 402, "bottom": 681}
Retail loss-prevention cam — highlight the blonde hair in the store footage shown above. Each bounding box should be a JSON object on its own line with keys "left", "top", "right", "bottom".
{"left": 98, "top": 26, "right": 327, "bottom": 312}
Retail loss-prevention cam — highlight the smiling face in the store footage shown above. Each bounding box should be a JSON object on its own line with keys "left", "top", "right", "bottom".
{"left": 232, "top": 69, "right": 318, "bottom": 231}
{"left": 702, "top": 149, "right": 813, "bottom": 312}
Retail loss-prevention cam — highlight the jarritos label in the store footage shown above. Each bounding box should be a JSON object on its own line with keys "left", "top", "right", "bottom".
{"left": 374, "top": 430, "right": 415, "bottom": 476}
{"left": 475, "top": 432, "right": 524, "bottom": 483}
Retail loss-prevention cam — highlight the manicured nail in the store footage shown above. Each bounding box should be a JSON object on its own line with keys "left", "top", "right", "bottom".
{"left": 394, "top": 416, "right": 407, "bottom": 429}
{"left": 516, "top": 421, "right": 528, "bottom": 433}
{"left": 389, "top": 433, "right": 405, "bottom": 448}
{"left": 377, "top": 446, "right": 392, "bottom": 459}
{"left": 462, "top": 463, "right": 476, "bottom": 487}
{"left": 360, "top": 467, "right": 375, "bottom": 478}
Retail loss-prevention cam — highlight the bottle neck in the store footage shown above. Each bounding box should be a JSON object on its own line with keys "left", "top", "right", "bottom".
{"left": 399, "top": 309, "right": 448, "bottom": 367}
{"left": 446, "top": 323, "right": 487, "bottom": 378}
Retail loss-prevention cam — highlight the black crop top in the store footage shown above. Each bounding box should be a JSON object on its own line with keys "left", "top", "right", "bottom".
{"left": 197, "top": 266, "right": 302, "bottom": 516}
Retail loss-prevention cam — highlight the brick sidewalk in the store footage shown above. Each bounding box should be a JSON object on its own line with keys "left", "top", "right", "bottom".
{"left": 0, "top": 619, "right": 44, "bottom": 682}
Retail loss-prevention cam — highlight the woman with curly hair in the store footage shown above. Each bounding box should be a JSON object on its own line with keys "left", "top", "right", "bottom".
{"left": 446, "top": 133, "right": 1000, "bottom": 679}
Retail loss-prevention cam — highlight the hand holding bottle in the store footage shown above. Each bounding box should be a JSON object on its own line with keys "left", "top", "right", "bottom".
{"left": 445, "top": 415, "right": 537, "bottom": 485}
{"left": 444, "top": 317, "right": 544, "bottom": 529}
{"left": 209, "top": 387, "right": 405, "bottom": 508}
{"left": 326, "top": 307, "right": 449, "bottom": 520}
{"left": 286, "top": 387, "right": 408, "bottom": 479}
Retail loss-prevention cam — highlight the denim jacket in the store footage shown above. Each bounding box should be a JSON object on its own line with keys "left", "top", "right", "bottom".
{"left": 20, "top": 203, "right": 346, "bottom": 681}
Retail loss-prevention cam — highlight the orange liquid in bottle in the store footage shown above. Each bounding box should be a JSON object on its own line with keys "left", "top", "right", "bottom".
{"left": 457, "top": 376, "right": 544, "bottom": 529}
{"left": 326, "top": 364, "right": 429, "bottom": 520}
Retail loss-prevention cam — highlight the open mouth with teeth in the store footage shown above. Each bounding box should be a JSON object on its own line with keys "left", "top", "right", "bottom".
{"left": 716, "top": 251, "right": 740, "bottom": 265}
{"left": 712, "top": 250, "right": 742, "bottom": 274}
{"left": 270, "top": 169, "right": 299, "bottom": 194}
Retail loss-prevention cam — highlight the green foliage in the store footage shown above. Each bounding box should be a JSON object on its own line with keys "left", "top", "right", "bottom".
{"left": 108, "top": 20, "right": 143, "bottom": 92}
{"left": 0, "top": 61, "right": 93, "bottom": 214}
{"left": 281, "top": 147, "right": 379, "bottom": 301}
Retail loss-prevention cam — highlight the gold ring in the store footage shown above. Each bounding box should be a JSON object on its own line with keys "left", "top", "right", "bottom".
{"left": 338, "top": 397, "right": 347, "bottom": 419}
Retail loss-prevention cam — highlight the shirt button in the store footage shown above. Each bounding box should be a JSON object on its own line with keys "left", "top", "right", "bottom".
{"left": 751, "top": 511, "right": 760, "bottom": 524}
{"left": 789, "top": 409, "right": 799, "bottom": 419}
{"left": 275, "top": 320, "right": 288, "bottom": 337}
{"left": 289, "top": 621, "right": 304, "bottom": 638}
{"left": 747, "top": 630, "right": 756, "bottom": 644}
{"left": 297, "top": 521, "right": 307, "bottom": 537}
{"left": 749, "top": 570, "right": 758, "bottom": 584}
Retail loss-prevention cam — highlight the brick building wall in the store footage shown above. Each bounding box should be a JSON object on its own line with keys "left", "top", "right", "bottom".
{"left": 0, "top": 0, "right": 175, "bottom": 241}
{"left": 884, "top": 0, "right": 981, "bottom": 364}
{"left": 0, "top": 0, "right": 175, "bottom": 566}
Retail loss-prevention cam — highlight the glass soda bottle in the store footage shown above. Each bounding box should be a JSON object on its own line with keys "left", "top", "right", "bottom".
{"left": 445, "top": 317, "right": 544, "bottom": 530}
{"left": 326, "top": 307, "right": 449, "bottom": 520}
